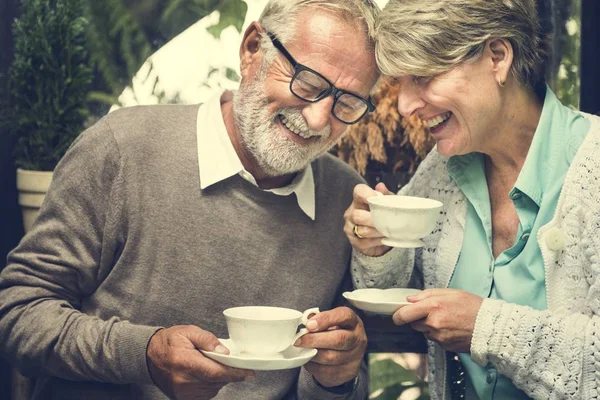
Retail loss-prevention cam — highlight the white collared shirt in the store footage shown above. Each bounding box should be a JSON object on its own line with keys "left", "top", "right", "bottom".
{"left": 196, "top": 90, "right": 316, "bottom": 220}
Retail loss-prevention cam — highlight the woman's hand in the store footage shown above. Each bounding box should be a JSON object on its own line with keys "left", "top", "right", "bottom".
{"left": 392, "top": 289, "right": 484, "bottom": 353}
{"left": 343, "top": 183, "right": 393, "bottom": 257}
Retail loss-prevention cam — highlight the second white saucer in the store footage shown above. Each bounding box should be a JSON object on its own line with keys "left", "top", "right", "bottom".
{"left": 343, "top": 288, "right": 422, "bottom": 315}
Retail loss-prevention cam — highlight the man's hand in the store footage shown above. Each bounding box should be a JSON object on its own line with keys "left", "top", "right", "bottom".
{"left": 295, "top": 307, "right": 367, "bottom": 387}
{"left": 343, "top": 183, "right": 393, "bottom": 257}
{"left": 146, "top": 325, "right": 255, "bottom": 400}
{"left": 392, "top": 289, "right": 484, "bottom": 353}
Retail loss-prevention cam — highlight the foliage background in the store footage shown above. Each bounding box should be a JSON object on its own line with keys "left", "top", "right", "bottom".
{"left": 52, "top": 1, "right": 590, "bottom": 399}
{"left": 4, "top": 0, "right": 584, "bottom": 398}
{"left": 85, "top": 0, "right": 248, "bottom": 119}
{"left": 7, "top": 0, "right": 92, "bottom": 170}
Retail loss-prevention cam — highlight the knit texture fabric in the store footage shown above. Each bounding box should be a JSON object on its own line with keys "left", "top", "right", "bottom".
{"left": 0, "top": 104, "right": 367, "bottom": 399}
{"left": 352, "top": 113, "right": 600, "bottom": 400}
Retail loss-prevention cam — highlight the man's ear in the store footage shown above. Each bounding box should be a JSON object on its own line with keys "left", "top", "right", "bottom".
{"left": 239, "top": 22, "right": 265, "bottom": 80}
{"left": 487, "top": 38, "right": 513, "bottom": 86}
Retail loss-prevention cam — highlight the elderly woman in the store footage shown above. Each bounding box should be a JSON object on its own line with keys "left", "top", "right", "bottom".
{"left": 345, "top": 0, "right": 600, "bottom": 399}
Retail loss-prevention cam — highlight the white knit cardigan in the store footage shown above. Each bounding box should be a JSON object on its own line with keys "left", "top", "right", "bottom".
{"left": 352, "top": 113, "right": 600, "bottom": 400}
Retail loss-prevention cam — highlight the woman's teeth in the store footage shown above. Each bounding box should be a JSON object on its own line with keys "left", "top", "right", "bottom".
{"left": 425, "top": 112, "right": 452, "bottom": 129}
{"left": 280, "top": 115, "right": 313, "bottom": 139}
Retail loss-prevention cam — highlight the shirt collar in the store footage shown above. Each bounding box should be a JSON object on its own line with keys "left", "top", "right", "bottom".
{"left": 447, "top": 86, "right": 565, "bottom": 207}
{"left": 512, "top": 86, "right": 562, "bottom": 206}
{"left": 196, "top": 90, "right": 316, "bottom": 220}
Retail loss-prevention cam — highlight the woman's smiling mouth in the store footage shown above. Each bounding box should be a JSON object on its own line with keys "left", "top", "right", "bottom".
{"left": 424, "top": 111, "right": 452, "bottom": 134}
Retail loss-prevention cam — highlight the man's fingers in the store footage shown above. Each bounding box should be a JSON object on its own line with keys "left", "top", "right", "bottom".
{"left": 309, "top": 348, "right": 357, "bottom": 366}
{"left": 182, "top": 348, "right": 255, "bottom": 383}
{"left": 298, "top": 329, "right": 361, "bottom": 351}
{"left": 183, "top": 326, "right": 228, "bottom": 353}
{"left": 297, "top": 308, "right": 366, "bottom": 352}
{"left": 196, "top": 358, "right": 255, "bottom": 383}
{"left": 308, "top": 307, "right": 359, "bottom": 332}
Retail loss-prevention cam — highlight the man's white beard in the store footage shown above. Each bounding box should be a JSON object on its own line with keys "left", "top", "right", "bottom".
{"left": 233, "top": 75, "right": 334, "bottom": 177}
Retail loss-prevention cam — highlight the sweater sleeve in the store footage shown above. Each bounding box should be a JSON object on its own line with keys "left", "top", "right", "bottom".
{"left": 0, "top": 119, "right": 162, "bottom": 384}
{"left": 296, "top": 362, "right": 368, "bottom": 399}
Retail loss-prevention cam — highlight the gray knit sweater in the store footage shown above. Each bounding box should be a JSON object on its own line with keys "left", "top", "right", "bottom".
{"left": 0, "top": 104, "right": 367, "bottom": 399}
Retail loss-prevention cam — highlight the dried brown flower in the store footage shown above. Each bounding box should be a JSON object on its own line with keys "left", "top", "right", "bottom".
{"left": 332, "top": 81, "right": 435, "bottom": 188}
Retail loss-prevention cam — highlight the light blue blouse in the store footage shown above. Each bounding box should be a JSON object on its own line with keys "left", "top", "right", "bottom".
{"left": 447, "top": 88, "right": 590, "bottom": 399}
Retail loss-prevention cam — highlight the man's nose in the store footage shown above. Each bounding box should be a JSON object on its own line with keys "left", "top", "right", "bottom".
{"left": 397, "top": 88, "right": 426, "bottom": 118}
{"left": 302, "top": 96, "right": 334, "bottom": 132}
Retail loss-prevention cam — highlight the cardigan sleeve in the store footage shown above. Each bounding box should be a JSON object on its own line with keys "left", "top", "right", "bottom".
{"left": 471, "top": 299, "right": 600, "bottom": 399}
{"left": 349, "top": 149, "right": 450, "bottom": 290}
{"left": 471, "top": 147, "right": 600, "bottom": 399}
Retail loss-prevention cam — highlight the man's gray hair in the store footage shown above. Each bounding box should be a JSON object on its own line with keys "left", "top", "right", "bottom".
{"left": 376, "top": 0, "right": 551, "bottom": 92}
{"left": 258, "top": 0, "right": 380, "bottom": 65}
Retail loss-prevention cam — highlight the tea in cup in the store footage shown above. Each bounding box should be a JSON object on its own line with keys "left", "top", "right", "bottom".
{"left": 367, "top": 195, "right": 443, "bottom": 248}
{"left": 223, "top": 306, "right": 320, "bottom": 357}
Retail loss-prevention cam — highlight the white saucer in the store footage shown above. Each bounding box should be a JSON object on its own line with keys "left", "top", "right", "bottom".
{"left": 200, "top": 339, "right": 317, "bottom": 371}
{"left": 343, "top": 288, "right": 422, "bottom": 315}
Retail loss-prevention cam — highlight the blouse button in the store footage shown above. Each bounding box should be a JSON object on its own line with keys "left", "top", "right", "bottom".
{"left": 545, "top": 227, "right": 565, "bottom": 251}
{"left": 486, "top": 369, "right": 496, "bottom": 384}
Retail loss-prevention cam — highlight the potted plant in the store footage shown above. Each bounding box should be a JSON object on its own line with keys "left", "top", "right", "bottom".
{"left": 6, "top": 0, "right": 92, "bottom": 233}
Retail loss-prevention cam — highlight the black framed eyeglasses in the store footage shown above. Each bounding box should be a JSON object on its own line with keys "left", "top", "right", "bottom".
{"left": 267, "top": 32, "right": 375, "bottom": 125}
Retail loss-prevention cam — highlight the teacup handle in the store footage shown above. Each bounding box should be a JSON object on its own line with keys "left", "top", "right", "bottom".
{"left": 293, "top": 307, "right": 320, "bottom": 344}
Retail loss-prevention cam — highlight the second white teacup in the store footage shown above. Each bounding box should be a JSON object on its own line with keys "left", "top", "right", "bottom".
{"left": 223, "top": 306, "right": 320, "bottom": 357}
{"left": 367, "top": 195, "right": 443, "bottom": 248}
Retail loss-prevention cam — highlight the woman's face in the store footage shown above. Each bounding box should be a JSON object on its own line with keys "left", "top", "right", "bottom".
{"left": 395, "top": 54, "right": 503, "bottom": 157}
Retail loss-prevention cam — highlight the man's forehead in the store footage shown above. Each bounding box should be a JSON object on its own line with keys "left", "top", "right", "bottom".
{"left": 292, "top": 10, "right": 370, "bottom": 50}
{"left": 283, "top": 10, "right": 378, "bottom": 87}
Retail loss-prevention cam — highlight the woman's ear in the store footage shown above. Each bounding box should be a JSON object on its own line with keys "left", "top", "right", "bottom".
{"left": 239, "top": 22, "right": 265, "bottom": 80}
{"left": 487, "top": 38, "right": 514, "bottom": 86}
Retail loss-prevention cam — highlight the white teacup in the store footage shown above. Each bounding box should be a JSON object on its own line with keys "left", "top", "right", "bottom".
{"left": 223, "top": 306, "right": 320, "bottom": 357}
{"left": 367, "top": 195, "right": 443, "bottom": 248}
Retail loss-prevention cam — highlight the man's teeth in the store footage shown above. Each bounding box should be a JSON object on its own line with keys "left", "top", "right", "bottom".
{"left": 280, "top": 115, "right": 313, "bottom": 139}
{"left": 425, "top": 112, "right": 452, "bottom": 129}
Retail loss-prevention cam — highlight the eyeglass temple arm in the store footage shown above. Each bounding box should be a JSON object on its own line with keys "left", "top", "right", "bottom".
{"left": 266, "top": 32, "right": 298, "bottom": 68}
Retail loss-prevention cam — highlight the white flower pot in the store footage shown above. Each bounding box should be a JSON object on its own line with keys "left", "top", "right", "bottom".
{"left": 16, "top": 168, "right": 53, "bottom": 233}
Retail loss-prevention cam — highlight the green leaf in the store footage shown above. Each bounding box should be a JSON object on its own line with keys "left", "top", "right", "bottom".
{"left": 372, "top": 383, "right": 408, "bottom": 400}
{"left": 207, "top": 66, "right": 220, "bottom": 78}
{"left": 206, "top": 0, "right": 247, "bottom": 39}
{"left": 225, "top": 67, "right": 240, "bottom": 82}
{"left": 87, "top": 91, "right": 121, "bottom": 106}
{"left": 160, "top": 0, "right": 213, "bottom": 39}
{"left": 369, "top": 358, "right": 421, "bottom": 392}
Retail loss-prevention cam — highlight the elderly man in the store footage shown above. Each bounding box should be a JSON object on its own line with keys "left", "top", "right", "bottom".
{"left": 0, "top": 0, "right": 380, "bottom": 399}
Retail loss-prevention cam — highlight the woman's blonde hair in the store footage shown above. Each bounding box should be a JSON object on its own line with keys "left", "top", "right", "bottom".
{"left": 258, "top": 0, "right": 380, "bottom": 65}
{"left": 376, "top": 0, "right": 551, "bottom": 91}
